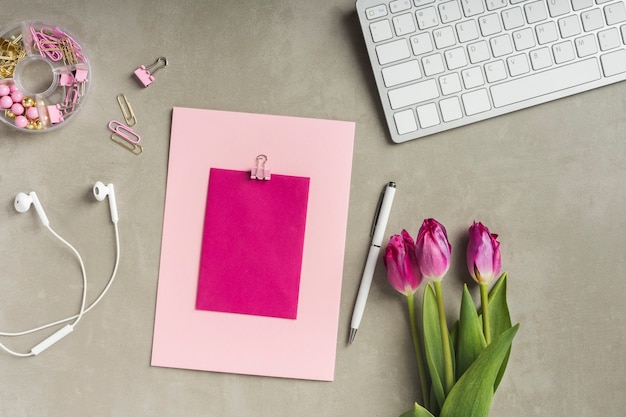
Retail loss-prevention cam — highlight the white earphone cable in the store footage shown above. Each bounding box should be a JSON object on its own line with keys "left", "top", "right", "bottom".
{"left": 0, "top": 222, "right": 120, "bottom": 356}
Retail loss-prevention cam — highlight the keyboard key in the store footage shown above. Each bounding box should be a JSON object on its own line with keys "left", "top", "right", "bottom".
{"left": 479, "top": 13, "right": 502, "bottom": 36}
{"left": 507, "top": 53, "right": 530, "bottom": 76}
{"left": 502, "top": 7, "right": 525, "bottom": 30}
{"left": 433, "top": 26, "right": 457, "bottom": 49}
{"left": 410, "top": 33, "right": 434, "bottom": 55}
{"left": 513, "top": 27, "right": 536, "bottom": 50}
{"left": 530, "top": 47, "right": 553, "bottom": 70}
{"left": 490, "top": 34, "right": 514, "bottom": 57}
{"left": 462, "top": 66, "right": 485, "bottom": 88}
{"left": 604, "top": 2, "right": 626, "bottom": 25}
{"left": 553, "top": 40, "right": 576, "bottom": 63}
{"left": 370, "top": 20, "right": 393, "bottom": 42}
{"left": 376, "top": 39, "right": 411, "bottom": 65}
{"left": 600, "top": 49, "right": 626, "bottom": 76}
{"left": 558, "top": 15, "right": 582, "bottom": 38}
{"left": 382, "top": 60, "right": 422, "bottom": 87}
{"left": 439, "top": 96, "right": 464, "bottom": 121}
{"left": 417, "top": 7, "right": 440, "bottom": 29}
{"left": 423, "top": 53, "right": 446, "bottom": 75}
{"left": 491, "top": 58, "right": 601, "bottom": 107}
{"left": 485, "top": 59, "right": 508, "bottom": 82}
{"left": 388, "top": 79, "right": 439, "bottom": 109}
{"left": 366, "top": 4, "right": 388, "bottom": 20}
{"left": 571, "top": 0, "right": 593, "bottom": 11}
{"left": 390, "top": 0, "right": 412, "bottom": 13}
{"left": 439, "top": 72, "right": 463, "bottom": 94}
{"left": 486, "top": 0, "right": 508, "bottom": 11}
{"left": 536, "top": 21, "right": 559, "bottom": 44}
{"left": 394, "top": 109, "right": 418, "bottom": 134}
{"left": 416, "top": 103, "right": 441, "bottom": 128}
{"left": 524, "top": 1, "right": 548, "bottom": 23}
{"left": 445, "top": 46, "right": 468, "bottom": 69}
{"left": 598, "top": 27, "right": 621, "bottom": 51}
{"left": 393, "top": 13, "right": 416, "bottom": 35}
{"left": 462, "top": 89, "right": 492, "bottom": 115}
{"left": 439, "top": 0, "right": 463, "bottom": 23}
{"left": 547, "top": 0, "right": 571, "bottom": 17}
{"left": 456, "top": 19, "right": 480, "bottom": 42}
{"left": 461, "top": 0, "right": 485, "bottom": 17}
{"left": 575, "top": 34, "right": 598, "bottom": 57}
{"left": 580, "top": 9, "right": 604, "bottom": 32}
{"left": 468, "top": 40, "right": 491, "bottom": 63}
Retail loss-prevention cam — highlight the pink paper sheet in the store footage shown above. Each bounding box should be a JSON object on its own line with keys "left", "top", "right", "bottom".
{"left": 151, "top": 107, "right": 355, "bottom": 381}
{"left": 196, "top": 168, "right": 310, "bottom": 319}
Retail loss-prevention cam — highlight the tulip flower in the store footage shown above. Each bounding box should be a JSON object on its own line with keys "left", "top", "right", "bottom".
{"left": 466, "top": 221, "right": 501, "bottom": 345}
{"left": 383, "top": 230, "right": 423, "bottom": 296}
{"left": 467, "top": 221, "right": 502, "bottom": 285}
{"left": 415, "top": 218, "right": 454, "bottom": 394}
{"left": 415, "top": 218, "right": 452, "bottom": 282}
{"left": 384, "top": 230, "right": 429, "bottom": 408}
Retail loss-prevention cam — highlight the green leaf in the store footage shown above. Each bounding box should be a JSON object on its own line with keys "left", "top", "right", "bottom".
{"left": 423, "top": 284, "right": 446, "bottom": 409}
{"left": 487, "top": 273, "right": 512, "bottom": 390}
{"left": 399, "top": 402, "right": 436, "bottom": 417}
{"left": 440, "top": 324, "right": 519, "bottom": 417}
{"left": 456, "top": 285, "right": 486, "bottom": 380}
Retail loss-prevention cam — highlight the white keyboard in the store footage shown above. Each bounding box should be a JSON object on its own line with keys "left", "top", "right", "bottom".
{"left": 356, "top": 0, "right": 626, "bottom": 143}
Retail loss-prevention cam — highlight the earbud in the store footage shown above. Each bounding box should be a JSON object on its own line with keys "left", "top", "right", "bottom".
{"left": 93, "top": 181, "right": 118, "bottom": 224}
{"left": 14, "top": 191, "right": 50, "bottom": 227}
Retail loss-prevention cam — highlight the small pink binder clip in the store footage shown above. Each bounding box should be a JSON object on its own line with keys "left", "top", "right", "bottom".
{"left": 133, "top": 57, "right": 168, "bottom": 87}
{"left": 47, "top": 104, "right": 64, "bottom": 124}
{"left": 251, "top": 154, "right": 271, "bottom": 180}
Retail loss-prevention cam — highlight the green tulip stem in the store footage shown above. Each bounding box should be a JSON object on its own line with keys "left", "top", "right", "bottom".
{"left": 407, "top": 292, "right": 430, "bottom": 410}
{"left": 480, "top": 283, "right": 492, "bottom": 345}
{"left": 433, "top": 281, "right": 454, "bottom": 395}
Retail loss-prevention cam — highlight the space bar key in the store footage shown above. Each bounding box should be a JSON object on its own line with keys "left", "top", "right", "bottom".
{"left": 491, "top": 58, "right": 601, "bottom": 108}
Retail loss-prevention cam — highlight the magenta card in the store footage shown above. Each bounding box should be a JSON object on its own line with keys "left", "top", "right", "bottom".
{"left": 196, "top": 168, "right": 310, "bottom": 319}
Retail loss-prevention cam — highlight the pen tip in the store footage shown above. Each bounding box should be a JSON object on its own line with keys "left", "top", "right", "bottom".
{"left": 348, "top": 328, "right": 357, "bottom": 344}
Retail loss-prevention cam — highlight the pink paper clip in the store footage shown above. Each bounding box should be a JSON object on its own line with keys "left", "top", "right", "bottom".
{"left": 46, "top": 104, "right": 64, "bottom": 124}
{"left": 251, "top": 154, "right": 271, "bottom": 180}
{"left": 133, "top": 57, "right": 168, "bottom": 87}
{"left": 108, "top": 120, "right": 141, "bottom": 144}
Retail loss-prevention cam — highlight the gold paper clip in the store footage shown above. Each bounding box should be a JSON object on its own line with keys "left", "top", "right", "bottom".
{"left": 251, "top": 154, "right": 271, "bottom": 180}
{"left": 111, "top": 132, "right": 143, "bottom": 155}
{"left": 108, "top": 119, "right": 142, "bottom": 155}
{"left": 116, "top": 93, "right": 137, "bottom": 126}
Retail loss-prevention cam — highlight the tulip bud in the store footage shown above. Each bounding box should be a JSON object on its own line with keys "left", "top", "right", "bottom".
{"left": 467, "top": 221, "right": 501, "bottom": 285}
{"left": 383, "top": 230, "right": 423, "bottom": 296}
{"left": 415, "top": 218, "right": 452, "bottom": 282}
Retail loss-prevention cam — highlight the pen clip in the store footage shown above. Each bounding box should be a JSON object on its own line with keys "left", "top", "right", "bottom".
{"left": 370, "top": 189, "right": 385, "bottom": 237}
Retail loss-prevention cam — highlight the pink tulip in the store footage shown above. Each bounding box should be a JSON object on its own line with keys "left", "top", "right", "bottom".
{"left": 383, "top": 230, "right": 423, "bottom": 296}
{"left": 415, "top": 218, "right": 452, "bottom": 282}
{"left": 467, "top": 221, "right": 502, "bottom": 285}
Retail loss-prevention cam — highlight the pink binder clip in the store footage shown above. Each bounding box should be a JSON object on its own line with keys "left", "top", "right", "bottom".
{"left": 133, "top": 57, "right": 168, "bottom": 87}
{"left": 251, "top": 154, "right": 271, "bottom": 180}
{"left": 47, "top": 104, "right": 64, "bottom": 124}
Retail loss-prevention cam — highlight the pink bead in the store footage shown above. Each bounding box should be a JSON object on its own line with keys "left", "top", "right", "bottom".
{"left": 26, "top": 107, "right": 39, "bottom": 120}
{"left": 11, "top": 103, "right": 24, "bottom": 115}
{"left": 0, "top": 96, "right": 13, "bottom": 109}
{"left": 9, "top": 84, "right": 19, "bottom": 93}
{"left": 11, "top": 91, "right": 24, "bottom": 103}
{"left": 15, "top": 115, "right": 28, "bottom": 128}
{"left": 0, "top": 85, "right": 10, "bottom": 96}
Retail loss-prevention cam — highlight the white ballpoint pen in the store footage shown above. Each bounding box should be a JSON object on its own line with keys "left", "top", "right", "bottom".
{"left": 349, "top": 181, "right": 396, "bottom": 344}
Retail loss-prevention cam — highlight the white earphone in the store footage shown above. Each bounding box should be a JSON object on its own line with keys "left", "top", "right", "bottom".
{"left": 1, "top": 182, "right": 121, "bottom": 357}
